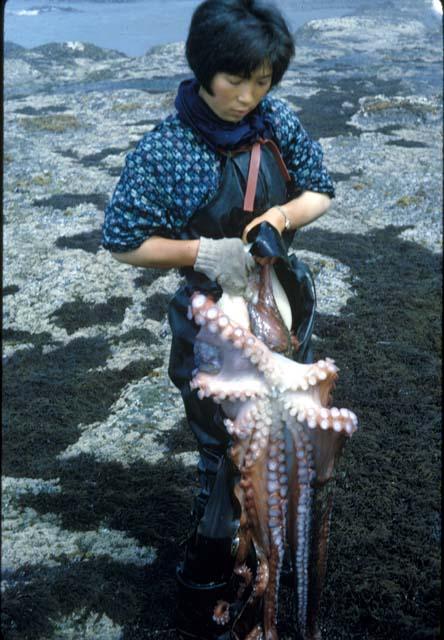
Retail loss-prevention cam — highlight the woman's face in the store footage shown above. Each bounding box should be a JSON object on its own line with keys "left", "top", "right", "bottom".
{"left": 199, "top": 64, "right": 273, "bottom": 122}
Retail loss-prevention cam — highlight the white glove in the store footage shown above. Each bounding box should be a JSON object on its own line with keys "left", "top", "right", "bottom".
{"left": 194, "top": 237, "right": 256, "bottom": 296}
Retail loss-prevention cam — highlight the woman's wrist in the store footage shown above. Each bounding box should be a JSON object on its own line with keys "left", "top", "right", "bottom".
{"left": 273, "top": 205, "right": 291, "bottom": 231}
{"left": 242, "top": 206, "right": 287, "bottom": 242}
{"left": 280, "top": 192, "right": 331, "bottom": 230}
{"left": 267, "top": 206, "right": 289, "bottom": 233}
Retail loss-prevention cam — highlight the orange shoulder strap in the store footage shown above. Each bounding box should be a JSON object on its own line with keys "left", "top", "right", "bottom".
{"left": 243, "top": 142, "right": 262, "bottom": 212}
{"left": 243, "top": 139, "right": 291, "bottom": 212}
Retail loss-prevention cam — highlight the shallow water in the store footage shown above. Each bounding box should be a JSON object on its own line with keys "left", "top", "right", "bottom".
{"left": 4, "top": 0, "right": 376, "bottom": 56}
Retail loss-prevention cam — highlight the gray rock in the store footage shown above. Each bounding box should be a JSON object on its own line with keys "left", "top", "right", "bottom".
{"left": 2, "top": 2, "right": 442, "bottom": 637}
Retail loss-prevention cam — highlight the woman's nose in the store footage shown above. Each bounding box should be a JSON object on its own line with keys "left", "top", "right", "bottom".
{"left": 237, "top": 83, "right": 255, "bottom": 105}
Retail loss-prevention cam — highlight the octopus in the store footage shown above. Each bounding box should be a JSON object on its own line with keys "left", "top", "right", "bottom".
{"left": 188, "top": 260, "right": 358, "bottom": 640}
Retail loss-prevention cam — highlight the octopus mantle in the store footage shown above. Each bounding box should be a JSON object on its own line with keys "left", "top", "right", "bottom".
{"left": 189, "top": 266, "right": 358, "bottom": 640}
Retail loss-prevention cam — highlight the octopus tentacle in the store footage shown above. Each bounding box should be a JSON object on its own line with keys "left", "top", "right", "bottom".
{"left": 283, "top": 400, "right": 358, "bottom": 437}
{"left": 263, "top": 542, "right": 281, "bottom": 640}
{"left": 286, "top": 421, "right": 316, "bottom": 636}
{"left": 252, "top": 543, "right": 270, "bottom": 598}
{"left": 305, "top": 477, "right": 335, "bottom": 640}
{"left": 234, "top": 517, "right": 253, "bottom": 568}
{"left": 190, "top": 294, "right": 275, "bottom": 377}
{"left": 235, "top": 563, "right": 254, "bottom": 595}
{"left": 189, "top": 287, "right": 359, "bottom": 639}
{"left": 262, "top": 354, "right": 339, "bottom": 397}
{"left": 241, "top": 462, "right": 270, "bottom": 556}
{"left": 263, "top": 423, "right": 287, "bottom": 640}
{"left": 245, "top": 624, "right": 265, "bottom": 640}
{"left": 213, "top": 600, "right": 231, "bottom": 626}
{"left": 191, "top": 295, "right": 270, "bottom": 358}
{"left": 244, "top": 401, "right": 271, "bottom": 467}
{"left": 190, "top": 371, "right": 268, "bottom": 402}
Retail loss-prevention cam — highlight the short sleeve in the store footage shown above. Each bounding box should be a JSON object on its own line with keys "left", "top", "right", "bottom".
{"left": 264, "top": 98, "right": 335, "bottom": 198}
{"left": 102, "top": 134, "right": 181, "bottom": 252}
{"left": 102, "top": 119, "right": 222, "bottom": 253}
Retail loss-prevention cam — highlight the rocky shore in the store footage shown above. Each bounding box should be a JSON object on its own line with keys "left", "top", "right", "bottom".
{"left": 2, "top": 2, "right": 442, "bottom": 639}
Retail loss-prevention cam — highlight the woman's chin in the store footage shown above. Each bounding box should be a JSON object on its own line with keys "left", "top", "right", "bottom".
{"left": 230, "top": 110, "right": 250, "bottom": 121}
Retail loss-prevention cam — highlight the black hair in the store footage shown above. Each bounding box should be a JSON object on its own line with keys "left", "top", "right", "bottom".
{"left": 186, "top": 0, "right": 295, "bottom": 94}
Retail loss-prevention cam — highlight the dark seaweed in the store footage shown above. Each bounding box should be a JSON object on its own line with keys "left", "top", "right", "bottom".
{"left": 49, "top": 296, "right": 132, "bottom": 333}
{"left": 55, "top": 229, "right": 103, "bottom": 254}
{"left": 33, "top": 193, "right": 109, "bottom": 211}
{"left": 2, "top": 224, "right": 441, "bottom": 639}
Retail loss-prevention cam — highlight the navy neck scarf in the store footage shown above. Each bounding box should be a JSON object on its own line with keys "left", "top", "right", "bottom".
{"left": 175, "top": 78, "right": 273, "bottom": 153}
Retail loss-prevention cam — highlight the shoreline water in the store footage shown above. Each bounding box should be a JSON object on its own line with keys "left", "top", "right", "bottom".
{"left": 6, "top": 0, "right": 441, "bottom": 57}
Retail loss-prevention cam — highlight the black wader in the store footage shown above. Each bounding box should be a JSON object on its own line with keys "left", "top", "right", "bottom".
{"left": 168, "top": 143, "right": 315, "bottom": 639}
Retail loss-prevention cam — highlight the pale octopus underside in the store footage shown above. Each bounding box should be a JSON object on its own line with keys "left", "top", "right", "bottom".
{"left": 188, "top": 263, "right": 358, "bottom": 640}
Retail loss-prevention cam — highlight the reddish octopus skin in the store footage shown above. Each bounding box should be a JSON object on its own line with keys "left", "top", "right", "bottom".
{"left": 189, "top": 265, "right": 358, "bottom": 640}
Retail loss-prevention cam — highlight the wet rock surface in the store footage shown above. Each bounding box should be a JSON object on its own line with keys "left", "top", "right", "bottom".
{"left": 2, "top": 2, "right": 442, "bottom": 639}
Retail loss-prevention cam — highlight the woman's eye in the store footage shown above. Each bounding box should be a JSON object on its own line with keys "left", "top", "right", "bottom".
{"left": 225, "top": 75, "right": 270, "bottom": 88}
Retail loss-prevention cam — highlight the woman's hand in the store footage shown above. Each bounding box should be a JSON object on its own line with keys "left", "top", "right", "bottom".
{"left": 194, "top": 236, "right": 256, "bottom": 296}
{"left": 242, "top": 206, "right": 286, "bottom": 244}
{"left": 242, "top": 206, "right": 287, "bottom": 265}
{"left": 242, "top": 192, "right": 332, "bottom": 254}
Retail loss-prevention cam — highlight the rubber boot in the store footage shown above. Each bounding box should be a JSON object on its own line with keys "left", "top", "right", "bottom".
{"left": 176, "top": 457, "right": 240, "bottom": 639}
{"left": 176, "top": 550, "right": 235, "bottom": 640}
{"left": 177, "top": 532, "right": 263, "bottom": 640}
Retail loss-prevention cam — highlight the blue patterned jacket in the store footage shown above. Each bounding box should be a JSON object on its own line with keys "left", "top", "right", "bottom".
{"left": 102, "top": 96, "right": 334, "bottom": 252}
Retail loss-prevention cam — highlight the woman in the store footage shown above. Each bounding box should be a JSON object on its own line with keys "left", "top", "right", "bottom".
{"left": 102, "top": 1, "right": 334, "bottom": 637}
